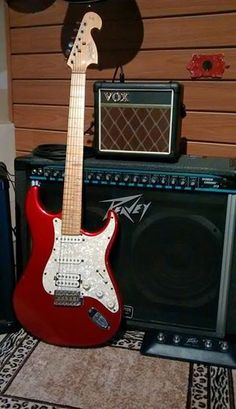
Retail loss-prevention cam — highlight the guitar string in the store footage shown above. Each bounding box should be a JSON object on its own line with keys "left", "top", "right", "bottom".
{"left": 57, "top": 71, "right": 85, "bottom": 297}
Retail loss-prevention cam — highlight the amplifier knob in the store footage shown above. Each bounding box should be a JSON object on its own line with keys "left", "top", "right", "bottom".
{"left": 123, "top": 175, "right": 130, "bottom": 183}
{"left": 160, "top": 176, "right": 167, "bottom": 185}
{"left": 204, "top": 339, "right": 213, "bottom": 349}
{"left": 44, "top": 170, "right": 50, "bottom": 177}
{"left": 141, "top": 176, "right": 148, "bottom": 184}
{"left": 87, "top": 172, "right": 93, "bottom": 180}
{"left": 150, "top": 176, "right": 158, "bottom": 184}
{"left": 189, "top": 178, "right": 197, "bottom": 187}
{"left": 173, "top": 334, "right": 181, "bottom": 344}
{"left": 179, "top": 177, "right": 187, "bottom": 186}
{"left": 133, "top": 175, "right": 139, "bottom": 183}
{"left": 105, "top": 173, "right": 112, "bottom": 181}
{"left": 170, "top": 177, "right": 178, "bottom": 186}
{"left": 96, "top": 173, "right": 102, "bottom": 181}
{"left": 157, "top": 332, "right": 165, "bottom": 343}
{"left": 114, "top": 174, "right": 121, "bottom": 182}
{"left": 219, "top": 341, "right": 229, "bottom": 351}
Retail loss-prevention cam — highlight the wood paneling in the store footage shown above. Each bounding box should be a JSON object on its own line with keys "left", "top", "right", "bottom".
{"left": 11, "top": 49, "right": 235, "bottom": 80}
{"left": 8, "top": 0, "right": 236, "bottom": 27}
{"left": 6, "top": 0, "right": 236, "bottom": 157}
{"left": 10, "top": 13, "right": 236, "bottom": 54}
{"left": 12, "top": 79, "right": 236, "bottom": 113}
{"left": 13, "top": 103, "right": 236, "bottom": 145}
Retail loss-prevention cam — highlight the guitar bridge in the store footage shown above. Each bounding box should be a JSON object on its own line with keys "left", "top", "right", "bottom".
{"left": 54, "top": 290, "right": 83, "bottom": 307}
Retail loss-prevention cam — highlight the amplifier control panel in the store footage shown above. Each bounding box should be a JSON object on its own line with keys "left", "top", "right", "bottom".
{"left": 28, "top": 165, "right": 236, "bottom": 193}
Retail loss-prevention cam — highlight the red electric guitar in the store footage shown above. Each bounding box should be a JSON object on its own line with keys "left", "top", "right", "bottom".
{"left": 13, "top": 12, "right": 122, "bottom": 347}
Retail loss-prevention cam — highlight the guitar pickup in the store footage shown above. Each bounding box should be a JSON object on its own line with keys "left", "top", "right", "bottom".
{"left": 54, "top": 290, "right": 83, "bottom": 307}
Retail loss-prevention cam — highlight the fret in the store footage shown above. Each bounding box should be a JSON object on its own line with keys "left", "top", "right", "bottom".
{"left": 62, "top": 72, "right": 86, "bottom": 236}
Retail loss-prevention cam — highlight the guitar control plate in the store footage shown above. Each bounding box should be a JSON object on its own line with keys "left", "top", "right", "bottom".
{"left": 88, "top": 307, "right": 110, "bottom": 329}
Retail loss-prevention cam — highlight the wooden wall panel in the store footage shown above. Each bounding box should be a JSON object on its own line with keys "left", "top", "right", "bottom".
{"left": 12, "top": 80, "right": 236, "bottom": 113}
{"left": 10, "top": 14, "right": 236, "bottom": 54}
{"left": 8, "top": 0, "right": 236, "bottom": 27}
{"left": 6, "top": 0, "right": 236, "bottom": 158}
{"left": 11, "top": 49, "right": 236, "bottom": 80}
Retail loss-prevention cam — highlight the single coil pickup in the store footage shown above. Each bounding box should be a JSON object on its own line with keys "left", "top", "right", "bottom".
{"left": 59, "top": 236, "right": 83, "bottom": 243}
{"left": 55, "top": 258, "right": 83, "bottom": 264}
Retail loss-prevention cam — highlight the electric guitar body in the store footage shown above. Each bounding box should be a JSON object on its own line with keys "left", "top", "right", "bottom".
{"left": 13, "top": 12, "right": 123, "bottom": 347}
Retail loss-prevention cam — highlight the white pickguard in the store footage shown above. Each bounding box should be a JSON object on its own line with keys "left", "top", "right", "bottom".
{"left": 42, "top": 216, "right": 119, "bottom": 312}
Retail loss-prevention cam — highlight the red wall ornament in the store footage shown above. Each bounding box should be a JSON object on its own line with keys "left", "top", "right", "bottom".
{"left": 186, "top": 54, "right": 230, "bottom": 79}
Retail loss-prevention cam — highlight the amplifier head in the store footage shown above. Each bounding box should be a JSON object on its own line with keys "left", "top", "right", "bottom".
{"left": 94, "top": 81, "right": 184, "bottom": 161}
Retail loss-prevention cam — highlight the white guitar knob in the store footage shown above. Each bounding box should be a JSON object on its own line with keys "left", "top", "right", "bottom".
{"left": 96, "top": 290, "right": 104, "bottom": 299}
{"left": 82, "top": 282, "right": 91, "bottom": 291}
{"left": 107, "top": 300, "right": 115, "bottom": 309}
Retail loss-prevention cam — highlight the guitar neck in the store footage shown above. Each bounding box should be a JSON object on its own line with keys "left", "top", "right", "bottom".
{"left": 62, "top": 72, "right": 86, "bottom": 236}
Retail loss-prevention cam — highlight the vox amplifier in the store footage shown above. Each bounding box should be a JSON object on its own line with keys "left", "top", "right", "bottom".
{"left": 94, "top": 81, "right": 183, "bottom": 161}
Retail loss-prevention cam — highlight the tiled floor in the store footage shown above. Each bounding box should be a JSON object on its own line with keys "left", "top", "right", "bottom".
{"left": 0, "top": 334, "right": 6, "bottom": 343}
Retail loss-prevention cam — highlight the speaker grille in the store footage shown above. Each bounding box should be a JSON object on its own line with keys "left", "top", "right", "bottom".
{"left": 100, "top": 106, "right": 171, "bottom": 153}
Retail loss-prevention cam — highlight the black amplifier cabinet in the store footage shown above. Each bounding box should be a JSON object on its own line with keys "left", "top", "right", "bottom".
{"left": 15, "top": 154, "right": 236, "bottom": 366}
{"left": 0, "top": 169, "right": 17, "bottom": 333}
{"left": 94, "top": 81, "right": 183, "bottom": 161}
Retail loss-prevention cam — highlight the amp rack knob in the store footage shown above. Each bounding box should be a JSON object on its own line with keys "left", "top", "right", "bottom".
{"left": 170, "top": 177, "right": 178, "bottom": 186}
{"left": 141, "top": 175, "right": 149, "bottom": 184}
{"left": 160, "top": 176, "right": 168, "bottom": 185}
{"left": 133, "top": 175, "right": 139, "bottom": 183}
{"left": 123, "top": 174, "right": 130, "bottom": 183}
{"left": 114, "top": 174, "right": 121, "bottom": 182}
{"left": 150, "top": 176, "right": 158, "bottom": 184}
{"left": 87, "top": 172, "right": 93, "bottom": 181}
{"left": 95, "top": 173, "right": 103, "bottom": 181}
{"left": 105, "top": 173, "right": 112, "bottom": 181}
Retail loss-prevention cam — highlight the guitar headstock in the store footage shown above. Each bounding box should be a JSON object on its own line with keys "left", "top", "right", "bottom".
{"left": 67, "top": 12, "right": 102, "bottom": 73}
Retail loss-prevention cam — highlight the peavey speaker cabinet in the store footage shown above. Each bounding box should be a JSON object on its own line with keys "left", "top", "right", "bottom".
{"left": 15, "top": 152, "right": 236, "bottom": 366}
{"left": 93, "top": 81, "right": 183, "bottom": 161}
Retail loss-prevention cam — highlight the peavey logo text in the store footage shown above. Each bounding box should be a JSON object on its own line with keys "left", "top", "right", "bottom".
{"left": 103, "top": 91, "right": 129, "bottom": 103}
{"left": 101, "top": 194, "right": 151, "bottom": 223}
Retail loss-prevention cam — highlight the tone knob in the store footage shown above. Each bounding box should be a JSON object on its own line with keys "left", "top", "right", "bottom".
{"left": 141, "top": 175, "right": 148, "bottom": 184}
{"left": 95, "top": 173, "right": 102, "bottom": 181}
{"left": 160, "top": 176, "right": 167, "bottom": 185}
{"left": 204, "top": 339, "right": 213, "bottom": 349}
{"left": 82, "top": 282, "right": 91, "bottom": 291}
{"left": 189, "top": 178, "right": 197, "bottom": 187}
{"left": 96, "top": 290, "right": 104, "bottom": 299}
{"left": 150, "top": 176, "right": 158, "bottom": 184}
{"left": 170, "top": 177, "right": 177, "bottom": 186}
{"left": 105, "top": 173, "right": 112, "bottom": 181}
{"left": 219, "top": 341, "right": 229, "bottom": 351}
{"left": 87, "top": 172, "right": 93, "bottom": 180}
{"left": 173, "top": 334, "right": 181, "bottom": 344}
{"left": 157, "top": 332, "right": 165, "bottom": 342}
{"left": 179, "top": 177, "right": 187, "bottom": 186}
{"left": 123, "top": 174, "right": 130, "bottom": 182}
{"left": 114, "top": 174, "right": 121, "bottom": 182}
{"left": 107, "top": 300, "right": 115, "bottom": 309}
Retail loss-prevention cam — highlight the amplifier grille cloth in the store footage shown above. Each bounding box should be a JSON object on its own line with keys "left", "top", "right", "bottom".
{"left": 100, "top": 106, "right": 171, "bottom": 152}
